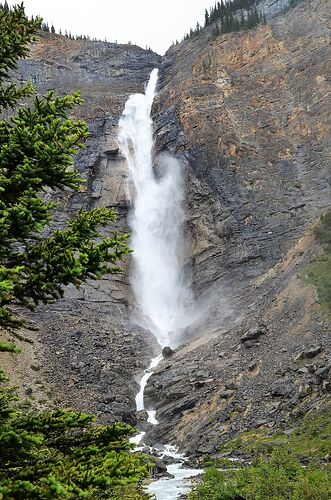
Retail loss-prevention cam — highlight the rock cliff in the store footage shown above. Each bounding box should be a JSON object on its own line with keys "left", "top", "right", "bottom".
{"left": 145, "top": 0, "right": 330, "bottom": 454}
{"left": 3, "top": 0, "right": 330, "bottom": 453}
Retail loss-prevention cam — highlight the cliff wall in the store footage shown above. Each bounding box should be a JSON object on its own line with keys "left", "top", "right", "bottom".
{"left": 2, "top": 0, "right": 330, "bottom": 452}
{"left": 2, "top": 35, "right": 161, "bottom": 425}
{"left": 145, "top": 0, "right": 331, "bottom": 453}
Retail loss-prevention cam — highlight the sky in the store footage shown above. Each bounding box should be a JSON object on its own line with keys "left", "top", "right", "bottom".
{"left": 7, "top": 0, "right": 214, "bottom": 54}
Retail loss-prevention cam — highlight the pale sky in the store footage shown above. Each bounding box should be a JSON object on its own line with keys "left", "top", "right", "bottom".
{"left": 7, "top": 0, "right": 213, "bottom": 54}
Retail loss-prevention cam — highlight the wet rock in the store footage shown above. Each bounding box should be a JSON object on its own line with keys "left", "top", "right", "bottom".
{"left": 154, "top": 460, "right": 168, "bottom": 474}
{"left": 150, "top": 461, "right": 174, "bottom": 479}
{"left": 161, "top": 455, "right": 181, "bottom": 466}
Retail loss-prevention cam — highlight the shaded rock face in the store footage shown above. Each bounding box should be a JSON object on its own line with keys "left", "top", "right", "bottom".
{"left": 5, "top": 1, "right": 330, "bottom": 452}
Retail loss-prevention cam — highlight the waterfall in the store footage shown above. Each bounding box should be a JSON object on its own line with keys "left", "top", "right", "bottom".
{"left": 118, "top": 70, "right": 201, "bottom": 499}
{"left": 118, "top": 68, "right": 192, "bottom": 348}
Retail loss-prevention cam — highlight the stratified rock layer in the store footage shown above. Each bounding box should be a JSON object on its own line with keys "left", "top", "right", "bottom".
{"left": 144, "top": 0, "right": 330, "bottom": 454}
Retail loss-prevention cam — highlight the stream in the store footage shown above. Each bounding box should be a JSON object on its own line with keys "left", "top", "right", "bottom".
{"left": 131, "top": 358, "right": 201, "bottom": 499}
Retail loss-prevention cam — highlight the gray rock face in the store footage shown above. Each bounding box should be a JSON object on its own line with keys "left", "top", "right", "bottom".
{"left": 143, "top": 0, "right": 330, "bottom": 454}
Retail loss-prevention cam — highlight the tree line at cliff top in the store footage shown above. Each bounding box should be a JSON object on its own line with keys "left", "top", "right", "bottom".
{"left": 183, "top": 0, "right": 266, "bottom": 41}
{"left": 182, "top": 0, "right": 305, "bottom": 42}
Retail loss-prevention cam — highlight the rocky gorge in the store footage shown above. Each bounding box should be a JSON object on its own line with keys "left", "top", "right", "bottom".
{"left": 2, "top": 0, "right": 330, "bottom": 465}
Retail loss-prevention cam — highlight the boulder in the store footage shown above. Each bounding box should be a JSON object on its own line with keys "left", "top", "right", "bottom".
{"left": 162, "top": 346, "right": 174, "bottom": 358}
{"left": 240, "top": 325, "right": 267, "bottom": 342}
{"left": 295, "top": 346, "right": 323, "bottom": 361}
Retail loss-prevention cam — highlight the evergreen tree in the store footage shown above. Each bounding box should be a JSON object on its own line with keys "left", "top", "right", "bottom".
{"left": 212, "top": 22, "right": 221, "bottom": 39}
{"left": 41, "top": 21, "right": 49, "bottom": 32}
{"left": 183, "top": 0, "right": 269, "bottom": 40}
{"left": 0, "top": 5, "right": 150, "bottom": 498}
{"left": 204, "top": 8, "right": 210, "bottom": 26}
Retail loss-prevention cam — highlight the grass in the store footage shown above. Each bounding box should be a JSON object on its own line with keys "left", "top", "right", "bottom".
{"left": 218, "top": 404, "right": 331, "bottom": 459}
{"left": 189, "top": 405, "right": 331, "bottom": 499}
{"left": 304, "top": 209, "right": 331, "bottom": 316}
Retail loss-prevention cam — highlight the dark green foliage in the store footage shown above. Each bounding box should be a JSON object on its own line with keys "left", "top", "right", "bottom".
{"left": 190, "top": 450, "right": 331, "bottom": 499}
{"left": 0, "top": 5, "right": 150, "bottom": 498}
{"left": 0, "top": 5, "right": 130, "bottom": 333}
{"left": 219, "top": 405, "right": 331, "bottom": 460}
{"left": 0, "top": 4, "right": 40, "bottom": 109}
{"left": 183, "top": 0, "right": 265, "bottom": 42}
{"left": 0, "top": 346, "right": 151, "bottom": 497}
{"left": 0, "top": 1, "right": 9, "bottom": 13}
{"left": 41, "top": 22, "right": 50, "bottom": 32}
{"left": 0, "top": 362, "right": 151, "bottom": 499}
{"left": 314, "top": 209, "right": 331, "bottom": 246}
{"left": 183, "top": 0, "right": 302, "bottom": 42}
{"left": 305, "top": 209, "right": 331, "bottom": 315}
{"left": 191, "top": 406, "right": 331, "bottom": 498}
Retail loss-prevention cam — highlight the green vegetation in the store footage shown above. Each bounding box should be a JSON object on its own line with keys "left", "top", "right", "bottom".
{"left": 190, "top": 450, "right": 331, "bottom": 499}
{"left": 219, "top": 404, "right": 331, "bottom": 459}
{"left": 183, "top": 0, "right": 307, "bottom": 42}
{"left": 183, "top": 0, "right": 266, "bottom": 42}
{"left": 0, "top": 3, "right": 150, "bottom": 498}
{"left": 190, "top": 405, "right": 331, "bottom": 499}
{"left": 0, "top": 395, "right": 151, "bottom": 499}
{"left": 0, "top": 3, "right": 129, "bottom": 333}
{"left": 305, "top": 209, "right": 331, "bottom": 315}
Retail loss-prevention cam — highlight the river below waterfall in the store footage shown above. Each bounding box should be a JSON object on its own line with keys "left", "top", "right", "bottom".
{"left": 132, "top": 360, "right": 201, "bottom": 499}
{"left": 147, "top": 448, "right": 201, "bottom": 499}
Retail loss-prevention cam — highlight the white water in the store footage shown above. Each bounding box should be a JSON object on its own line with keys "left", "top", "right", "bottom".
{"left": 119, "top": 70, "right": 201, "bottom": 498}
{"left": 118, "top": 68, "right": 193, "bottom": 349}
{"left": 147, "top": 446, "right": 201, "bottom": 499}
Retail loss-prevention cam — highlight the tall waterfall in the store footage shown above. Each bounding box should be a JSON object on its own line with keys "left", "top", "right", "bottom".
{"left": 118, "top": 69, "right": 192, "bottom": 348}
